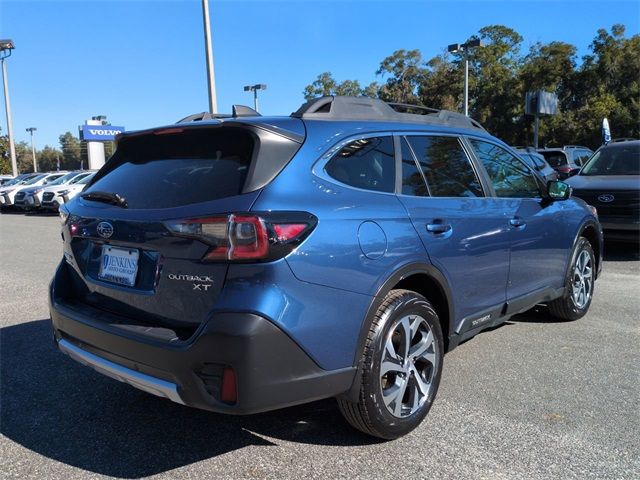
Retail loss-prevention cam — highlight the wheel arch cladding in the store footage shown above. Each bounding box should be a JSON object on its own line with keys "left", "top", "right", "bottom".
{"left": 392, "top": 273, "right": 451, "bottom": 351}
{"left": 355, "top": 264, "right": 453, "bottom": 365}
{"left": 579, "top": 223, "right": 601, "bottom": 276}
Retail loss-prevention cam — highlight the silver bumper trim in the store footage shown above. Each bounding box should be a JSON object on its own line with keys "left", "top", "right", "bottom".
{"left": 58, "top": 338, "right": 184, "bottom": 405}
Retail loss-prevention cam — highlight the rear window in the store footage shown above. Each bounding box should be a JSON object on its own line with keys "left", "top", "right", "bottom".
{"left": 85, "top": 128, "right": 255, "bottom": 209}
{"left": 539, "top": 151, "right": 568, "bottom": 168}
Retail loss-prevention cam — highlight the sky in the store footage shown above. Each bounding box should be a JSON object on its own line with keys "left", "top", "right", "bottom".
{"left": 1, "top": 0, "right": 639, "bottom": 149}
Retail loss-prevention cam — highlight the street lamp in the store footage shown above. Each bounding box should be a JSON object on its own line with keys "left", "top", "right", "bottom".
{"left": 0, "top": 39, "right": 17, "bottom": 176}
{"left": 201, "top": 0, "right": 218, "bottom": 113}
{"left": 26, "top": 127, "right": 37, "bottom": 172}
{"left": 448, "top": 39, "right": 484, "bottom": 117}
{"left": 243, "top": 84, "right": 267, "bottom": 112}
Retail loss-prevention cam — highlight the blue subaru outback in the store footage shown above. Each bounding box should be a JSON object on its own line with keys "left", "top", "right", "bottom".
{"left": 50, "top": 96, "right": 602, "bottom": 439}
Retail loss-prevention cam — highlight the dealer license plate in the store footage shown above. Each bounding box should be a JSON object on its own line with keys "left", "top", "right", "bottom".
{"left": 98, "top": 245, "right": 139, "bottom": 287}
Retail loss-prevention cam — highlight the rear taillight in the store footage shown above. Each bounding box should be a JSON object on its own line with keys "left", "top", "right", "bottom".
{"left": 165, "top": 212, "right": 316, "bottom": 262}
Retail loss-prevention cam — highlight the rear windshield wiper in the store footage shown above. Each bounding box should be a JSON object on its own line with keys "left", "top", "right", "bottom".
{"left": 80, "top": 191, "right": 128, "bottom": 208}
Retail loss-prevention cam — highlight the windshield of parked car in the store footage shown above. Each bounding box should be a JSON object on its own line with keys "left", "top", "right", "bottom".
{"left": 77, "top": 173, "right": 96, "bottom": 185}
{"left": 46, "top": 172, "right": 77, "bottom": 186}
{"left": 581, "top": 144, "right": 640, "bottom": 176}
{"left": 539, "top": 151, "right": 568, "bottom": 168}
{"left": 2, "top": 177, "right": 23, "bottom": 186}
{"left": 69, "top": 172, "right": 92, "bottom": 184}
{"left": 22, "top": 174, "right": 47, "bottom": 185}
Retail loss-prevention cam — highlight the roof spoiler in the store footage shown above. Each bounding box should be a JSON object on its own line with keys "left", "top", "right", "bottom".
{"left": 177, "top": 104, "right": 261, "bottom": 123}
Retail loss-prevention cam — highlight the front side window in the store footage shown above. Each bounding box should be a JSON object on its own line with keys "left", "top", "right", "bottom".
{"left": 325, "top": 136, "right": 395, "bottom": 193}
{"left": 407, "top": 135, "right": 483, "bottom": 197}
{"left": 469, "top": 140, "right": 540, "bottom": 198}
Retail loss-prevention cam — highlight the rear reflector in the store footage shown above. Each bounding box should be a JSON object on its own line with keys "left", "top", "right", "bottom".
{"left": 221, "top": 367, "right": 237, "bottom": 404}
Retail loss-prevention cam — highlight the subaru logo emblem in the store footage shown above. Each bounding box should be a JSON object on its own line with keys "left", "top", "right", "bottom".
{"left": 97, "top": 221, "right": 114, "bottom": 239}
{"left": 597, "top": 194, "right": 615, "bottom": 203}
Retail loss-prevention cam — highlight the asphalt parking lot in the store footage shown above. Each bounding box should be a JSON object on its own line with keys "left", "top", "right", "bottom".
{"left": 1, "top": 212, "right": 638, "bottom": 480}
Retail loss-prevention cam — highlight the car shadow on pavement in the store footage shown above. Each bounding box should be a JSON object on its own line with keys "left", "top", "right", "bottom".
{"left": 509, "top": 304, "right": 561, "bottom": 324}
{"left": 1, "top": 319, "right": 379, "bottom": 478}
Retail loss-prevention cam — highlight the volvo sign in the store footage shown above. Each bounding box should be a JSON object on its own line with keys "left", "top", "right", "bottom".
{"left": 80, "top": 125, "right": 125, "bottom": 142}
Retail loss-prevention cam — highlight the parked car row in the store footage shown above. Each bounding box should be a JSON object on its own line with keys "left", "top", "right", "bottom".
{"left": 0, "top": 170, "right": 96, "bottom": 212}
{"left": 513, "top": 140, "right": 639, "bottom": 242}
{"left": 512, "top": 145, "right": 594, "bottom": 181}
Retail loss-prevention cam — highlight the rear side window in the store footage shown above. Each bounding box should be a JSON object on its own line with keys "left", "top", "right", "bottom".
{"left": 469, "top": 140, "right": 540, "bottom": 198}
{"left": 325, "top": 136, "right": 395, "bottom": 193}
{"left": 401, "top": 137, "right": 428, "bottom": 196}
{"left": 85, "top": 128, "right": 254, "bottom": 209}
{"left": 407, "top": 136, "right": 483, "bottom": 197}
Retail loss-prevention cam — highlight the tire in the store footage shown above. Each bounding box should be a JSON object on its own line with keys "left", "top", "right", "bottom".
{"left": 337, "top": 289, "right": 444, "bottom": 439}
{"left": 548, "top": 237, "right": 596, "bottom": 321}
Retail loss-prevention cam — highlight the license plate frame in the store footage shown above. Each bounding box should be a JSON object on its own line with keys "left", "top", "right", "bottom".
{"left": 98, "top": 245, "right": 140, "bottom": 287}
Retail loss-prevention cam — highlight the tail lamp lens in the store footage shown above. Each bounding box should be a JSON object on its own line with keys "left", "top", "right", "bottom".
{"left": 165, "top": 213, "right": 313, "bottom": 262}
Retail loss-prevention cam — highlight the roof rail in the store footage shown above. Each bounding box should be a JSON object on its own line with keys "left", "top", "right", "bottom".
{"left": 609, "top": 137, "right": 638, "bottom": 143}
{"left": 563, "top": 145, "right": 591, "bottom": 149}
{"left": 291, "top": 96, "right": 485, "bottom": 131}
{"left": 177, "top": 104, "right": 260, "bottom": 123}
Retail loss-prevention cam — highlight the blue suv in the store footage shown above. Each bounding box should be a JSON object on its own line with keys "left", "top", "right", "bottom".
{"left": 50, "top": 96, "right": 602, "bottom": 439}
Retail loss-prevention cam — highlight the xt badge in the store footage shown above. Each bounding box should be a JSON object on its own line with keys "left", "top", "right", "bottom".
{"left": 193, "top": 283, "right": 211, "bottom": 291}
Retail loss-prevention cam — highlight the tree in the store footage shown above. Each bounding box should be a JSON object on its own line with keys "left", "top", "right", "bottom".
{"left": 376, "top": 49, "right": 426, "bottom": 104}
{"left": 38, "top": 145, "right": 64, "bottom": 172}
{"left": 301, "top": 23, "right": 638, "bottom": 149}
{"left": 0, "top": 127, "right": 11, "bottom": 175}
{"left": 419, "top": 54, "right": 460, "bottom": 111}
{"left": 16, "top": 141, "right": 34, "bottom": 173}
{"left": 303, "top": 72, "right": 364, "bottom": 99}
{"left": 461, "top": 26, "right": 524, "bottom": 144}
{"left": 59, "top": 132, "right": 84, "bottom": 170}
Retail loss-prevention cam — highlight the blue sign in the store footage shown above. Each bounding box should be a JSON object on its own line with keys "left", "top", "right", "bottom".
{"left": 80, "top": 125, "right": 125, "bottom": 141}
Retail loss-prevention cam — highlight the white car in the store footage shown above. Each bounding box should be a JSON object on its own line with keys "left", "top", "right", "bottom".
{"left": 41, "top": 172, "right": 96, "bottom": 211}
{"left": 0, "top": 175, "right": 15, "bottom": 186}
{"left": 18, "top": 171, "right": 95, "bottom": 211}
{"left": 0, "top": 173, "right": 48, "bottom": 207}
{"left": 11, "top": 172, "right": 69, "bottom": 209}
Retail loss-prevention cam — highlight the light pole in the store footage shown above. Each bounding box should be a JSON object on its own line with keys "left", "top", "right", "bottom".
{"left": 447, "top": 39, "right": 484, "bottom": 117}
{"left": 26, "top": 127, "right": 37, "bottom": 172}
{"left": 201, "top": 0, "right": 218, "bottom": 114}
{"left": 243, "top": 84, "right": 267, "bottom": 112}
{"left": 0, "top": 39, "right": 17, "bottom": 176}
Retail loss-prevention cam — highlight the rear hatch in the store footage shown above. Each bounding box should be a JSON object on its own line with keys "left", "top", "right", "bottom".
{"left": 59, "top": 123, "right": 303, "bottom": 335}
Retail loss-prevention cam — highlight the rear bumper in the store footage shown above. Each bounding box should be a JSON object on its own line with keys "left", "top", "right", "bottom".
{"left": 49, "top": 262, "right": 355, "bottom": 414}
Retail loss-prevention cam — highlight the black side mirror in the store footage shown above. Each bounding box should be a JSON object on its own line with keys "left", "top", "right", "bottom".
{"left": 547, "top": 180, "right": 571, "bottom": 200}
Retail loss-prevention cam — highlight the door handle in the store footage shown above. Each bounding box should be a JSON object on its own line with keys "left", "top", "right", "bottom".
{"left": 426, "top": 223, "right": 452, "bottom": 234}
{"left": 509, "top": 218, "right": 526, "bottom": 228}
